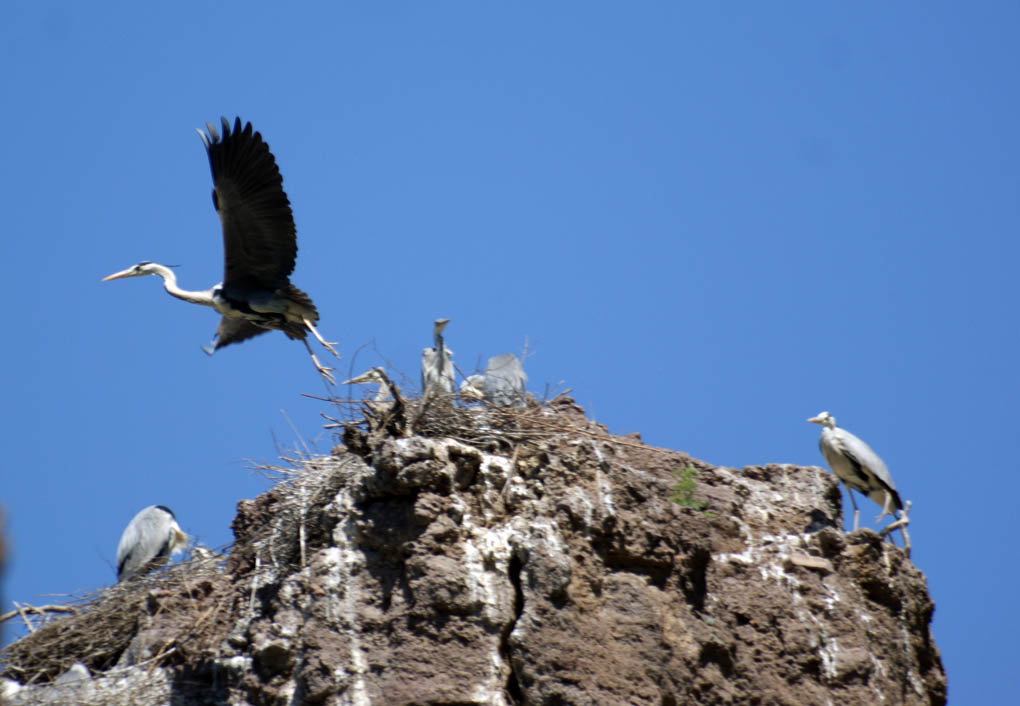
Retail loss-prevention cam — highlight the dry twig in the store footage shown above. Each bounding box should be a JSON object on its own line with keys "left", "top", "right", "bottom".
{"left": 0, "top": 603, "right": 78, "bottom": 625}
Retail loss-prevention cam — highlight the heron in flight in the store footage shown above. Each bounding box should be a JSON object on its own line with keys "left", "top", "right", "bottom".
{"left": 808, "top": 411, "right": 903, "bottom": 531}
{"left": 421, "top": 318, "right": 454, "bottom": 397}
{"left": 460, "top": 353, "right": 528, "bottom": 407}
{"left": 116, "top": 505, "right": 188, "bottom": 582}
{"left": 103, "top": 117, "right": 339, "bottom": 383}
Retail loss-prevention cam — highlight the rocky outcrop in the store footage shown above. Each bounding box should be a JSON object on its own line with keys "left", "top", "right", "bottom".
{"left": 1, "top": 397, "right": 946, "bottom": 705}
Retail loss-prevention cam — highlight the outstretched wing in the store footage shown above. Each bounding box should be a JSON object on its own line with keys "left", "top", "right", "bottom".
{"left": 213, "top": 317, "right": 270, "bottom": 351}
{"left": 198, "top": 117, "right": 298, "bottom": 291}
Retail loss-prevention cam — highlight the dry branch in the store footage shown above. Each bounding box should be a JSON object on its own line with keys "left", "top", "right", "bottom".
{"left": 0, "top": 603, "right": 78, "bottom": 625}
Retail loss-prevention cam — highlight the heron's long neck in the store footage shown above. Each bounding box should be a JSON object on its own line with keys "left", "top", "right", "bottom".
{"left": 152, "top": 265, "right": 215, "bottom": 306}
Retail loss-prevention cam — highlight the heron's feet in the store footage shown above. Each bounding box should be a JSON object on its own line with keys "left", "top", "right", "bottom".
{"left": 304, "top": 318, "right": 340, "bottom": 359}
{"left": 321, "top": 339, "right": 340, "bottom": 359}
{"left": 878, "top": 500, "right": 911, "bottom": 557}
{"left": 310, "top": 353, "right": 336, "bottom": 385}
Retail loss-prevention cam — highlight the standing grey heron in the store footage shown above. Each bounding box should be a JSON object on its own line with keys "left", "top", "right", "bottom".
{"left": 102, "top": 117, "right": 339, "bottom": 384}
{"left": 116, "top": 505, "right": 188, "bottom": 582}
{"left": 808, "top": 411, "right": 903, "bottom": 531}
{"left": 459, "top": 353, "right": 527, "bottom": 407}
{"left": 421, "top": 318, "right": 454, "bottom": 397}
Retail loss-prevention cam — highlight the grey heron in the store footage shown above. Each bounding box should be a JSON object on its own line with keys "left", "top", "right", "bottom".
{"left": 343, "top": 367, "right": 395, "bottom": 411}
{"left": 459, "top": 375, "right": 485, "bottom": 401}
{"left": 808, "top": 411, "right": 903, "bottom": 531}
{"left": 102, "top": 117, "right": 339, "bottom": 384}
{"left": 421, "top": 318, "right": 454, "bottom": 397}
{"left": 459, "top": 353, "right": 527, "bottom": 407}
{"left": 116, "top": 505, "right": 188, "bottom": 582}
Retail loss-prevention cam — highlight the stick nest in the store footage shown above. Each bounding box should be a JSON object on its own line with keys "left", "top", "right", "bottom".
{"left": 1, "top": 553, "right": 232, "bottom": 685}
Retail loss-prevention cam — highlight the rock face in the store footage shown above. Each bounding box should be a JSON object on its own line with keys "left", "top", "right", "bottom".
{"left": 1, "top": 397, "right": 946, "bottom": 705}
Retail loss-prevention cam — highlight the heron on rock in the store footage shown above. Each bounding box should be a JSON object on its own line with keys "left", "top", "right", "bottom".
{"left": 102, "top": 117, "right": 339, "bottom": 384}
{"left": 116, "top": 505, "right": 188, "bottom": 582}
{"left": 808, "top": 411, "right": 903, "bottom": 531}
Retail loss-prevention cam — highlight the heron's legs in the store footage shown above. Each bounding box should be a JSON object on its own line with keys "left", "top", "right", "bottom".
{"left": 302, "top": 338, "right": 336, "bottom": 385}
{"left": 874, "top": 491, "right": 897, "bottom": 524}
{"left": 879, "top": 500, "right": 912, "bottom": 558}
{"left": 845, "top": 487, "right": 861, "bottom": 531}
{"left": 304, "top": 318, "right": 340, "bottom": 359}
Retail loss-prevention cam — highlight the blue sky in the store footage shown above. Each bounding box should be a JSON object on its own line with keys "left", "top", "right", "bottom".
{"left": 2, "top": 2, "right": 1016, "bottom": 700}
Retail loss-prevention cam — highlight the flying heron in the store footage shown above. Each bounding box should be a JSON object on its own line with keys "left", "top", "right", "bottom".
{"left": 459, "top": 353, "right": 527, "bottom": 407}
{"left": 102, "top": 117, "right": 339, "bottom": 384}
{"left": 808, "top": 411, "right": 903, "bottom": 531}
{"left": 421, "top": 318, "right": 454, "bottom": 397}
{"left": 116, "top": 505, "right": 188, "bottom": 582}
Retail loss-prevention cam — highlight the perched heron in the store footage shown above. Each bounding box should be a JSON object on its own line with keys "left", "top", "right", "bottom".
{"left": 116, "top": 505, "right": 188, "bottom": 582}
{"left": 421, "top": 318, "right": 454, "bottom": 397}
{"left": 343, "top": 367, "right": 395, "bottom": 411}
{"left": 103, "top": 117, "right": 339, "bottom": 384}
{"left": 459, "top": 353, "right": 527, "bottom": 407}
{"left": 808, "top": 411, "right": 903, "bottom": 531}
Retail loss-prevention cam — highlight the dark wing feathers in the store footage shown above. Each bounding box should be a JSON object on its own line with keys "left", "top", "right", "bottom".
{"left": 213, "top": 317, "right": 271, "bottom": 351}
{"left": 202, "top": 117, "right": 298, "bottom": 291}
{"left": 840, "top": 444, "right": 904, "bottom": 511}
{"left": 838, "top": 448, "right": 871, "bottom": 490}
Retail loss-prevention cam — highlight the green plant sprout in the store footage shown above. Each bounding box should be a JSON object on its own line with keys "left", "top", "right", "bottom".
{"left": 671, "top": 465, "right": 715, "bottom": 517}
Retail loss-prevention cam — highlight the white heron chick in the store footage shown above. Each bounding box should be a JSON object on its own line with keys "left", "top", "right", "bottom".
{"left": 343, "top": 367, "right": 395, "bottom": 411}
{"left": 459, "top": 354, "right": 528, "bottom": 407}
{"left": 116, "top": 505, "right": 188, "bottom": 582}
{"left": 421, "top": 318, "right": 454, "bottom": 397}
{"left": 808, "top": 411, "right": 903, "bottom": 531}
{"left": 459, "top": 374, "right": 486, "bottom": 401}
{"left": 481, "top": 353, "right": 527, "bottom": 407}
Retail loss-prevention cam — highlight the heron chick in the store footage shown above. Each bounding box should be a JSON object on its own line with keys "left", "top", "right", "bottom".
{"left": 103, "top": 117, "right": 339, "bottom": 384}
{"left": 116, "top": 505, "right": 188, "bottom": 582}
{"left": 421, "top": 318, "right": 454, "bottom": 397}
{"left": 808, "top": 411, "right": 903, "bottom": 531}
{"left": 459, "top": 353, "right": 528, "bottom": 407}
{"left": 459, "top": 374, "right": 486, "bottom": 401}
{"left": 343, "top": 367, "right": 396, "bottom": 411}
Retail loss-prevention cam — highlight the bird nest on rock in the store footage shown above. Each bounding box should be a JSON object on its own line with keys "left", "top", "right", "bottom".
{"left": 330, "top": 375, "right": 591, "bottom": 450}
{"left": 411, "top": 395, "right": 562, "bottom": 450}
{"left": 0, "top": 552, "right": 231, "bottom": 686}
{"left": 0, "top": 392, "right": 656, "bottom": 688}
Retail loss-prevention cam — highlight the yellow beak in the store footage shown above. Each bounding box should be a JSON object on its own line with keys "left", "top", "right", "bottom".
{"left": 101, "top": 268, "right": 135, "bottom": 282}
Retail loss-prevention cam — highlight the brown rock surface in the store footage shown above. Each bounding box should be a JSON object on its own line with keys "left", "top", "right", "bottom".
{"left": 1, "top": 397, "right": 945, "bottom": 705}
